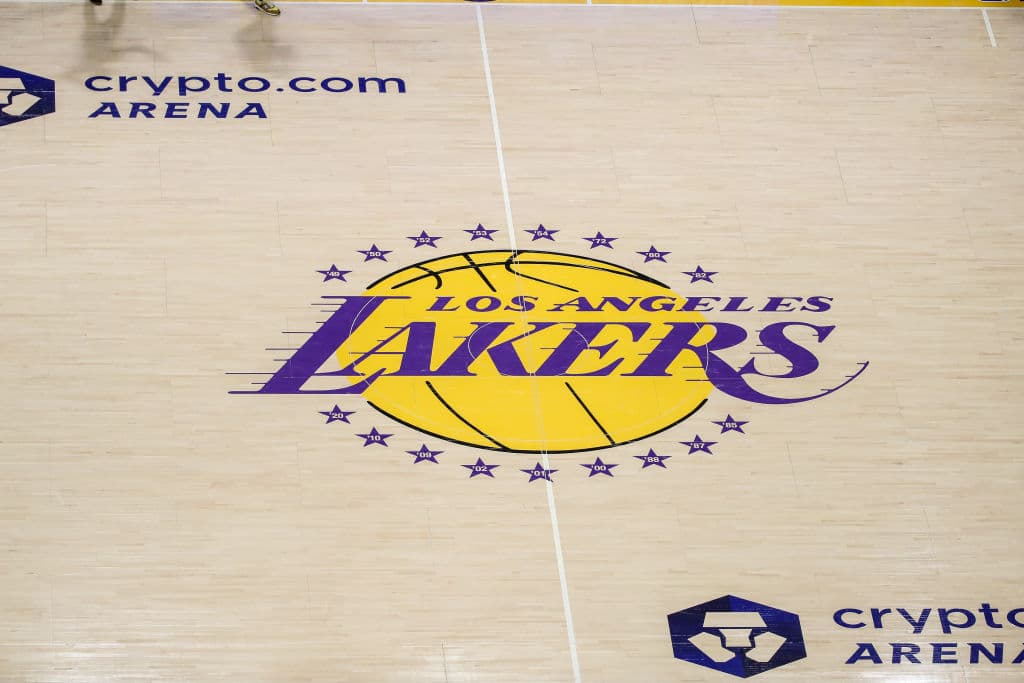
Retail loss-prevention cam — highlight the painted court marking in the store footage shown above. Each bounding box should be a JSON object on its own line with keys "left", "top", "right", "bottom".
{"left": 477, "top": 6, "right": 582, "bottom": 682}
{"left": 19, "top": 1, "right": 1014, "bottom": 680}
{"left": 982, "top": 9, "right": 997, "bottom": 46}
{"left": 476, "top": 7, "right": 515, "bottom": 249}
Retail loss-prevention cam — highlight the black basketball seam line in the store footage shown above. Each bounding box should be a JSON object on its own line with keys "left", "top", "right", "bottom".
{"left": 422, "top": 380, "right": 508, "bottom": 450}
{"left": 564, "top": 381, "right": 616, "bottom": 446}
{"left": 377, "top": 248, "right": 655, "bottom": 283}
{"left": 462, "top": 252, "right": 497, "bottom": 293}
{"left": 364, "top": 249, "right": 670, "bottom": 291}
{"left": 384, "top": 259, "right": 666, "bottom": 292}
{"left": 503, "top": 252, "right": 580, "bottom": 293}
{"left": 365, "top": 394, "right": 711, "bottom": 455}
{"left": 414, "top": 264, "right": 444, "bottom": 290}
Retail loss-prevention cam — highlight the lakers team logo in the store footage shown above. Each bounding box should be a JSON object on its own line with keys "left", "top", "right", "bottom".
{"left": 232, "top": 226, "right": 868, "bottom": 473}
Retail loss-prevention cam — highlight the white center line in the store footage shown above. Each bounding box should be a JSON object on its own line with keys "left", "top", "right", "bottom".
{"left": 477, "top": 5, "right": 516, "bottom": 247}
{"left": 476, "top": 7, "right": 582, "bottom": 683}
{"left": 540, "top": 449, "right": 582, "bottom": 682}
{"left": 983, "top": 9, "right": 997, "bottom": 48}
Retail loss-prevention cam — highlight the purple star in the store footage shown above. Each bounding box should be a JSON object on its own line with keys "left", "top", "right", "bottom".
{"left": 683, "top": 266, "right": 717, "bottom": 283}
{"left": 581, "top": 457, "right": 618, "bottom": 477}
{"left": 464, "top": 224, "right": 498, "bottom": 241}
{"left": 637, "top": 246, "right": 670, "bottom": 263}
{"left": 635, "top": 449, "right": 671, "bottom": 469}
{"left": 406, "top": 444, "right": 442, "bottom": 463}
{"left": 712, "top": 415, "right": 748, "bottom": 434}
{"left": 319, "top": 405, "right": 355, "bottom": 424}
{"left": 356, "top": 427, "right": 393, "bottom": 447}
{"left": 526, "top": 224, "right": 559, "bottom": 241}
{"left": 317, "top": 264, "right": 351, "bottom": 282}
{"left": 583, "top": 231, "right": 617, "bottom": 249}
{"left": 680, "top": 435, "right": 717, "bottom": 455}
{"left": 407, "top": 230, "right": 442, "bottom": 248}
{"left": 357, "top": 244, "right": 392, "bottom": 262}
{"left": 522, "top": 462, "right": 557, "bottom": 482}
{"left": 462, "top": 457, "right": 500, "bottom": 478}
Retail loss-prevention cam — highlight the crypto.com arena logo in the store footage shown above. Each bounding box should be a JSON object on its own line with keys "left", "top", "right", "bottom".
{"left": 668, "top": 595, "right": 807, "bottom": 678}
{"left": 231, "top": 232, "right": 868, "bottom": 456}
{"left": 0, "top": 65, "right": 55, "bottom": 127}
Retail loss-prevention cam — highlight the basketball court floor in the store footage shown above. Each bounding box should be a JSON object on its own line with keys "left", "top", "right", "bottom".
{"left": 1, "top": 0, "right": 1022, "bottom": 681}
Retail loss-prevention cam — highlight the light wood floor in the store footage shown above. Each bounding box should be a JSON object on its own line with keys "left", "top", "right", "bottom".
{"left": 1, "top": 1, "right": 1023, "bottom": 682}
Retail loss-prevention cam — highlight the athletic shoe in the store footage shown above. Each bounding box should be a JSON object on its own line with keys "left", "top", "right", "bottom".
{"left": 253, "top": 0, "right": 281, "bottom": 15}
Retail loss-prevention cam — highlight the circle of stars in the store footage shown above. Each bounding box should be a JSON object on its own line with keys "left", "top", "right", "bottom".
{"left": 464, "top": 224, "right": 498, "bottom": 241}
{"left": 356, "top": 427, "right": 393, "bottom": 447}
{"left": 583, "top": 231, "right": 617, "bottom": 249}
{"left": 522, "top": 462, "right": 557, "bottom": 482}
{"left": 309, "top": 223, "right": 752, "bottom": 481}
{"left": 320, "top": 405, "right": 355, "bottom": 424}
{"left": 683, "top": 265, "right": 716, "bottom": 283}
{"left": 358, "top": 244, "right": 392, "bottom": 262}
{"left": 407, "top": 444, "right": 442, "bottom": 463}
{"left": 317, "top": 264, "right": 350, "bottom": 282}
{"left": 713, "top": 415, "right": 749, "bottom": 434}
{"left": 526, "top": 224, "right": 559, "bottom": 241}
{"left": 463, "top": 458, "right": 499, "bottom": 478}
{"left": 407, "top": 230, "right": 442, "bottom": 248}
{"left": 637, "top": 246, "right": 670, "bottom": 263}
{"left": 680, "top": 435, "right": 717, "bottom": 455}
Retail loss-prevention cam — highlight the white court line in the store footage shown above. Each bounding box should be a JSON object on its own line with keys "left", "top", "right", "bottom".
{"left": 982, "top": 9, "right": 997, "bottom": 47}
{"left": 476, "top": 5, "right": 516, "bottom": 247}
{"left": 538, "top": 452, "right": 581, "bottom": 683}
{"left": 476, "top": 7, "right": 582, "bottom": 683}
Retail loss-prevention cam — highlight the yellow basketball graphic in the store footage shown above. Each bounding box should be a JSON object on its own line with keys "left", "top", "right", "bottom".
{"left": 334, "top": 250, "right": 712, "bottom": 453}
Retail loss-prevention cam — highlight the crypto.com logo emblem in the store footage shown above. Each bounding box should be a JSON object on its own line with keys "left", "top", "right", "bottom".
{"left": 0, "top": 65, "right": 55, "bottom": 127}
{"left": 668, "top": 595, "right": 806, "bottom": 677}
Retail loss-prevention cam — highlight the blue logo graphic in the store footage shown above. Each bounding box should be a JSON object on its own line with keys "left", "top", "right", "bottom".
{"left": 668, "top": 595, "right": 806, "bottom": 678}
{"left": 0, "top": 65, "right": 55, "bottom": 128}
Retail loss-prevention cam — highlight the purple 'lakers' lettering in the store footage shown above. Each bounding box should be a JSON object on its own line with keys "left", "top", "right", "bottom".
{"left": 622, "top": 321, "right": 864, "bottom": 403}
{"left": 435, "top": 322, "right": 555, "bottom": 375}
{"left": 245, "top": 297, "right": 865, "bottom": 403}
{"left": 623, "top": 321, "right": 748, "bottom": 378}
{"left": 536, "top": 322, "right": 650, "bottom": 376}
{"left": 713, "top": 322, "right": 862, "bottom": 404}
{"left": 746, "top": 322, "right": 831, "bottom": 380}
{"left": 236, "top": 295, "right": 405, "bottom": 394}
{"left": 354, "top": 321, "right": 558, "bottom": 376}
{"left": 336, "top": 321, "right": 440, "bottom": 376}
{"left": 339, "top": 321, "right": 647, "bottom": 378}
